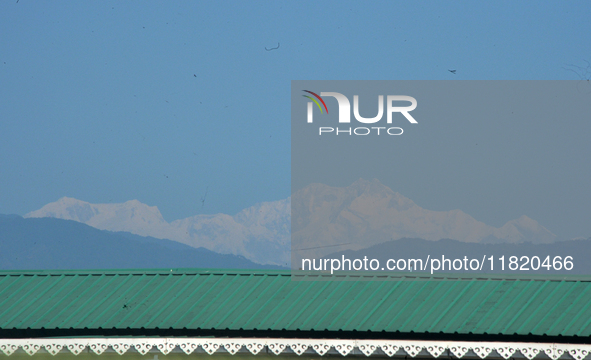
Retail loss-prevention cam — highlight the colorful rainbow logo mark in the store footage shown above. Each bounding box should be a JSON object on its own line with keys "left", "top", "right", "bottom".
{"left": 302, "top": 90, "right": 328, "bottom": 114}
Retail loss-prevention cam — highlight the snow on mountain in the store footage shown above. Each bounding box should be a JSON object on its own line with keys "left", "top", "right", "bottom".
{"left": 166, "top": 198, "right": 290, "bottom": 265}
{"left": 490, "top": 215, "right": 557, "bottom": 244}
{"left": 25, "top": 197, "right": 171, "bottom": 239}
{"left": 25, "top": 180, "right": 556, "bottom": 265}
{"left": 26, "top": 197, "right": 291, "bottom": 266}
{"left": 292, "top": 179, "right": 557, "bottom": 255}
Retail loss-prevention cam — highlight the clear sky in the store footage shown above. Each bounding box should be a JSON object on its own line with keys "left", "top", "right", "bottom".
{"left": 1, "top": 1, "right": 590, "bottom": 239}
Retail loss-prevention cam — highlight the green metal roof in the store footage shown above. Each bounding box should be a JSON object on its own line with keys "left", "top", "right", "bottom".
{"left": 0, "top": 269, "right": 590, "bottom": 338}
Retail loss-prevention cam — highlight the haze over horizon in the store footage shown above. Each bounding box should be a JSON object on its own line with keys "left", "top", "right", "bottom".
{"left": 1, "top": 1, "right": 590, "bottom": 240}
{"left": 23, "top": 179, "right": 578, "bottom": 265}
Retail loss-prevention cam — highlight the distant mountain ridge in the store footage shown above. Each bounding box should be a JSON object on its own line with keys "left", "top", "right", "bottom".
{"left": 0, "top": 215, "right": 284, "bottom": 270}
{"left": 292, "top": 179, "right": 557, "bottom": 257}
{"left": 26, "top": 197, "right": 290, "bottom": 266}
{"left": 26, "top": 179, "right": 558, "bottom": 265}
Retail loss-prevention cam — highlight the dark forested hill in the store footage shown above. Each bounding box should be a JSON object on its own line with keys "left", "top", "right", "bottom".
{"left": 0, "top": 214, "right": 284, "bottom": 270}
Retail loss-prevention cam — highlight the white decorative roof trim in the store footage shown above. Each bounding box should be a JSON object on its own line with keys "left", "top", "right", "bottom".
{"left": 0, "top": 338, "right": 589, "bottom": 359}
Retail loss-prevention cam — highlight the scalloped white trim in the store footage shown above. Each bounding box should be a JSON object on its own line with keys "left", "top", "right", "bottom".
{"left": 0, "top": 338, "right": 588, "bottom": 359}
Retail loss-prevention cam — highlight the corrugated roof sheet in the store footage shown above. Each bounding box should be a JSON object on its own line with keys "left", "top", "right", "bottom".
{"left": 0, "top": 269, "right": 590, "bottom": 337}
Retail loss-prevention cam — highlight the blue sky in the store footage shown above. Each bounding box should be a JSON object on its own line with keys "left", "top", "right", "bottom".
{"left": 1, "top": 1, "right": 590, "bottom": 238}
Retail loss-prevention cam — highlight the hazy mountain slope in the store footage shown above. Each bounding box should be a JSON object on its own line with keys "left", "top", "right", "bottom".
{"left": 26, "top": 197, "right": 290, "bottom": 266}
{"left": 26, "top": 179, "right": 557, "bottom": 265}
{"left": 0, "top": 215, "right": 284, "bottom": 270}
{"left": 292, "top": 179, "right": 557, "bottom": 256}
